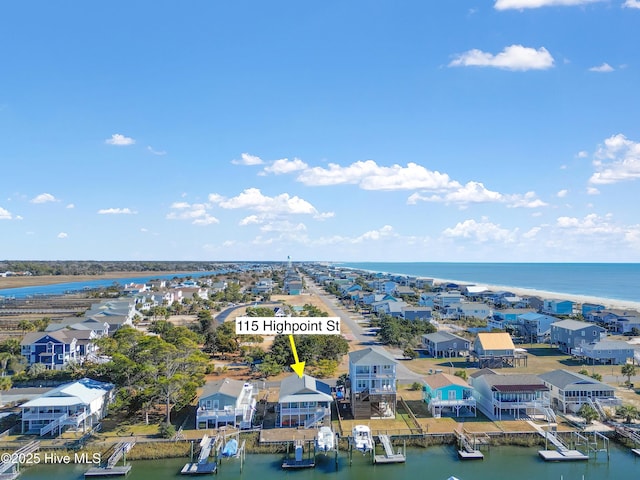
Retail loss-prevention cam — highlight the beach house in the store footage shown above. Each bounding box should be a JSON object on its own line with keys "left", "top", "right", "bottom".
{"left": 517, "top": 312, "right": 560, "bottom": 344}
{"left": 348, "top": 347, "right": 397, "bottom": 419}
{"left": 469, "top": 370, "right": 551, "bottom": 421}
{"left": 196, "top": 378, "right": 256, "bottom": 429}
{"left": 543, "top": 299, "right": 575, "bottom": 316}
{"left": 20, "top": 331, "right": 78, "bottom": 370}
{"left": 575, "top": 339, "right": 637, "bottom": 365}
{"left": 277, "top": 374, "right": 333, "bottom": 428}
{"left": 551, "top": 319, "right": 606, "bottom": 354}
{"left": 422, "top": 373, "right": 476, "bottom": 418}
{"left": 421, "top": 332, "right": 470, "bottom": 358}
{"left": 538, "top": 369, "right": 621, "bottom": 414}
{"left": 20, "top": 378, "right": 114, "bottom": 436}
{"left": 471, "top": 332, "right": 523, "bottom": 368}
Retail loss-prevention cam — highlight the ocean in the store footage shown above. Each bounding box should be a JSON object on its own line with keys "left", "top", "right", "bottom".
{"left": 340, "top": 262, "right": 640, "bottom": 304}
{"left": 14, "top": 444, "right": 637, "bottom": 480}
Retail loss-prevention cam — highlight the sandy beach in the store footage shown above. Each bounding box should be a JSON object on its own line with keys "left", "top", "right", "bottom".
{"left": 431, "top": 277, "right": 640, "bottom": 313}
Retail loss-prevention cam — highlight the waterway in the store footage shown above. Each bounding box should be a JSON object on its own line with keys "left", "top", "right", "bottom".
{"left": 15, "top": 444, "right": 640, "bottom": 480}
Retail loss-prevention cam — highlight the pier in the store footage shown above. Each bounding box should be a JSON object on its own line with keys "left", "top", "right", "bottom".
{"left": 282, "top": 439, "right": 315, "bottom": 469}
{"left": 454, "top": 430, "right": 485, "bottom": 460}
{"left": 373, "top": 434, "right": 406, "bottom": 464}
{"left": 181, "top": 434, "right": 218, "bottom": 475}
{"left": 85, "top": 440, "right": 134, "bottom": 477}
{"left": 0, "top": 441, "right": 40, "bottom": 480}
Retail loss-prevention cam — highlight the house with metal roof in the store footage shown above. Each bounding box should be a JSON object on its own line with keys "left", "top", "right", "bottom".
{"left": 422, "top": 373, "right": 476, "bottom": 417}
{"left": 348, "top": 347, "right": 397, "bottom": 419}
{"left": 196, "top": 378, "right": 256, "bottom": 429}
{"left": 538, "top": 369, "right": 621, "bottom": 414}
{"left": 469, "top": 371, "right": 551, "bottom": 421}
{"left": 471, "top": 332, "right": 527, "bottom": 368}
{"left": 277, "top": 374, "right": 332, "bottom": 428}
{"left": 20, "top": 378, "right": 113, "bottom": 436}
{"left": 421, "top": 331, "right": 470, "bottom": 358}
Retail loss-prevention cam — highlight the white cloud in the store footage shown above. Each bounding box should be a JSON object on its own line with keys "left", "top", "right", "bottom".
{"left": 297, "top": 160, "right": 458, "bottom": 190}
{"left": 147, "top": 146, "right": 167, "bottom": 156}
{"left": 557, "top": 189, "right": 568, "bottom": 198}
{"left": 66, "top": 203, "right": 75, "bottom": 209}
{"left": 523, "top": 226, "right": 542, "bottom": 238}
{"left": 231, "top": 153, "right": 264, "bottom": 165}
{"left": 589, "top": 134, "right": 640, "bottom": 184}
{"left": 623, "top": 0, "right": 640, "bottom": 8}
{"left": 239, "top": 215, "right": 261, "bottom": 226}
{"left": 449, "top": 45, "right": 554, "bottom": 71}
{"left": 166, "top": 202, "right": 219, "bottom": 226}
{"left": 587, "top": 187, "right": 600, "bottom": 195}
{"left": 556, "top": 213, "right": 623, "bottom": 236}
{"left": 30, "top": 193, "right": 58, "bottom": 204}
{"left": 105, "top": 133, "right": 135, "bottom": 146}
{"left": 353, "top": 225, "right": 395, "bottom": 243}
{"left": 97, "top": 208, "right": 137, "bottom": 215}
{"left": 0, "top": 207, "right": 13, "bottom": 220}
{"left": 57, "top": 232, "right": 68, "bottom": 239}
{"left": 212, "top": 188, "right": 320, "bottom": 215}
{"left": 442, "top": 219, "right": 516, "bottom": 243}
{"left": 408, "top": 183, "right": 547, "bottom": 208}
{"left": 589, "top": 63, "right": 614, "bottom": 72}
{"left": 263, "top": 158, "right": 309, "bottom": 175}
{"left": 576, "top": 150, "right": 589, "bottom": 159}
{"left": 260, "top": 220, "right": 307, "bottom": 233}
{"left": 494, "top": 0, "right": 602, "bottom": 9}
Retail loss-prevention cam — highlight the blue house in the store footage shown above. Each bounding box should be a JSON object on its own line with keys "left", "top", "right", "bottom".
{"left": 422, "top": 373, "right": 476, "bottom": 417}
{"left": 20, "top": 331, "right": 78, "bottom": 370}
{"left": 543, "top": 299, "right": 575, "bottom": 316}
{"left": 582, "top": 303, "right": 605, "bottom": 317}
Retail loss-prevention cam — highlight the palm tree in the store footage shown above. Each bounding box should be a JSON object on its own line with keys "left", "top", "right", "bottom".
{"left": 621, "top": 363, "right": 637, "bottom": 386}
{"left": 616, "top": 405, "right": 639, "bottom": 424}
{"left": 0, "top": 352, "right": 11, "bottom": 376}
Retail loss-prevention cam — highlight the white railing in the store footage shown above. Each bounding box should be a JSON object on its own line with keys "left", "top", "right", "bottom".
{"left": 430, "top": 398, "right": 477, "bottom": 408}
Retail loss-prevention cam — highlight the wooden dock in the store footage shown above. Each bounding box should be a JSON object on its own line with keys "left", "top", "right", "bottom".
{"left": 0, "top": 441, "right": 41, "bottom": 480}
{"left": 85, "top": 441, "right": 135, "bottom": 477}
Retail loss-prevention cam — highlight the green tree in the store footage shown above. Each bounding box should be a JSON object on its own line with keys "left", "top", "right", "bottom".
{"left": 0, "top": 376, "right": 12, "bottom": 391}
{"left": 258, "top": 355, "right": 283, "bottom": 378}
{"left": 0, "top": 339, "right": 21, "bottom": 356}
{"left": 578, "top": 403, "right": 599, "bottom": 424}
{"left": 454, "top": 370, "right": 468, "bottom": 381}
{"left": 616, "top": 405, "right": 639, "bottom": 424}
{"left": 403, "top": 347, "right": 418, "bottom": 360}
{"left": 313, "top": 359, "right": 338, "bottom": 378}
{"left": 622, "top": 363, "right": 637, "bottom": 385}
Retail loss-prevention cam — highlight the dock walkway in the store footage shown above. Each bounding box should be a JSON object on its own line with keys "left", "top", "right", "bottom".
{"left": 373, "top": 435, "right": 406, "bottom": 464}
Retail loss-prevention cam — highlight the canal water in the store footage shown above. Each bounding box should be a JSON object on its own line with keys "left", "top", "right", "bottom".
{"left": 15, "top": 444, "right": 639, "bottom": 480}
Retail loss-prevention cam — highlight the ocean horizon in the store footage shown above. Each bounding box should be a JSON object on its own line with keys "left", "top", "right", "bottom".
{"left": 339, "top": 262, "right": 640, "bottom": 304}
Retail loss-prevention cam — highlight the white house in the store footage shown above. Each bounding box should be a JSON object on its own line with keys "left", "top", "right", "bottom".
{"left": 20, "top": 378, "right": 114, "bottom": 436}
{"left": 196, "top": 378, "right": 256, "bottom": 429}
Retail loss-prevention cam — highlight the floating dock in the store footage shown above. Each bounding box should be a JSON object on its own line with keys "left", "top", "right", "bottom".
{"left": 373, "top": 435, "right": 406, "bottom": 464}
{"left": 538, "top": 450, "right": 589, "bottom": 461}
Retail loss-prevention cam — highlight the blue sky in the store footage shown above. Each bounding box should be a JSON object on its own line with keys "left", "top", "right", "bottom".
{"left": 1, "top": 0, "right": 639, "bottom": 262}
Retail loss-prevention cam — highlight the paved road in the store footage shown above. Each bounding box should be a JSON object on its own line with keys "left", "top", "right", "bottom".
{"left": 303, "top": 276, "right": 425, "bottom": 384}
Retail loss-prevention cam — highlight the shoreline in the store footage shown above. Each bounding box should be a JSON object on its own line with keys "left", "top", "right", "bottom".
{"left": 341, "top": 266, "right": 640, "bottom": 313}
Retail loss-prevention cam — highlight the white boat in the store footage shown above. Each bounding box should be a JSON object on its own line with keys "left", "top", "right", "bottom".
{"left": 315, "top": 426, "right": 335, "bottom": 453}
{"left": 351, "top": 425, "right": 374, "bottom": 453}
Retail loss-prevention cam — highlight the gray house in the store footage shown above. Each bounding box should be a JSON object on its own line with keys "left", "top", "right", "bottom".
{"left": 196, "top": 378, "right": 256, "bottom": 429}
{"left": 551, "top": 320, "right": 606, "bottom": 354}
{"left": 422, "top": 332, "right": 470, "bottom": 358}
{"left": 577, "top": 340, "right": 637, "bottom": 365}
{"left": 402, "top": 306, "right": 433, "bottom": 321}
{"left": 538, "top": 369, "right": 621, "bottom": 414}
